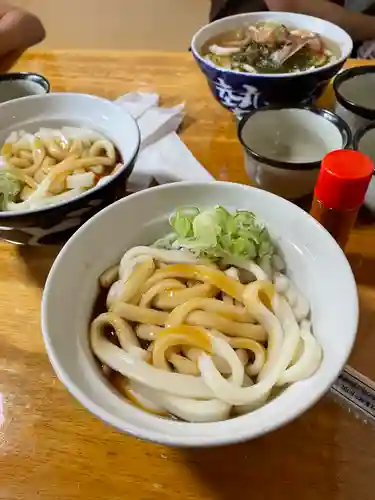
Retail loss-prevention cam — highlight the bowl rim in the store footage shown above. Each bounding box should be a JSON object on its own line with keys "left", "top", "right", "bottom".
{"left": 334, "top": 66, "right": 375, "bottom": 120}
{"left": 0, "top": 72, "right": 50, "bottom": 93}
{"left": 0, "top": 92, "right": 141, "bottom": 218}
{"left": 237, "top": 105, "right": 352, "bottom": 170}
{"left": 352, "top": 120, "right": 375, "bottom": 176}
{"left": 41, "top": 181, "right": 359, "bottom": 447}
{"left": 191, "top": 11, "right": 353, "bottom": 79}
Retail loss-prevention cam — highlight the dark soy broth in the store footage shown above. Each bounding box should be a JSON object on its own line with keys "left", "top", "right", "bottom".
{"left": 201, "top": 22, "right": 340, "bottom": 74}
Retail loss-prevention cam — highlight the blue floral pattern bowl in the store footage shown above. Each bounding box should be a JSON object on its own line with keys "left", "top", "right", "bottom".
{"left": 191, "top": 12, "right": 353, "bottom": 114}
{"left": 0, "top": 93, "right": 140, "bottom": 245}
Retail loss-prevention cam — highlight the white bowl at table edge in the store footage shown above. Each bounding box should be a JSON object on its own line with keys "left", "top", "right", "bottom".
{"left": 41, "top": 181, "right": 358, "bottom": 447}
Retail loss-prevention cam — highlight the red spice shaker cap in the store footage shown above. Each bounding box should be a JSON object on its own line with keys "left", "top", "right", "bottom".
{"left": 314, "top": 150, "right": 374, "bottom": 211}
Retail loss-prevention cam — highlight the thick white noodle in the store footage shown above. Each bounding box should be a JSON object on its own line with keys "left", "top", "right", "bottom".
{"left": 3, "top": 127, "right": 116, "bottom": 211}
{"left": 124, "top": 383, "right": 167, "bottom": 415}
{"left": 119, "top": 247, "right": 198, "bottom": 280}
{"left": 130, "top": 381, "right": 231, "bottom": 423}
{"left": 128, "top": 334, "right": 245, "bottom": 422}
{"left": 91, "top": 325, "right": 213, "bottom": 398}
{"left": 224, "top": 257, "right": 268, "bottom": 281}
{"left": 8, "top": 187, "right": 84, "bottom": 211}
{"left": 272, "top": 254, "right": 285, "bottom": 272}
{"left": 92, "top": 243, "right": 323, "bottom": 421}
{"left": 99, "top": 265, "right": 119, "bottom": 288}
{"left": 245, "top": 283, "right": 285, "bottom": 382}
{"left": 277, "top": 320, "right": 322, "bottom": 385}
{"left": 107, "top": 255, "right": 153, "bottom": 307}
{"left": 198, "top": 294, "right": 301, "bottom": 405}
{"left": 92, "top": 313, "right": 140, "bottom": 349}
{"left": 258, "top": 255, "right": 272, "bottom": 280}
{"left": 274, "top": 272, "right": 310, "bottom": 322}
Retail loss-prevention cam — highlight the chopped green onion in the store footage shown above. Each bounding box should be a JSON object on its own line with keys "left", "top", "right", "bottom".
{"left": 154, "top": 206, "right": 275, "bottom": 263}
{"left": 0, "top": 173, "right": 22, "bottom": 210}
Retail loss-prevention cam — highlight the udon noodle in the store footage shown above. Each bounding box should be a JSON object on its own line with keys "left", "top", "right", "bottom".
{"left": 0, "top": 127, "right": 121, "bottom": 211}
{"left": 90, "top": 213, "right": 323, "bottom": 423}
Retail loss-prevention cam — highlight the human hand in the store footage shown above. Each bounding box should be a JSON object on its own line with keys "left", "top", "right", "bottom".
{"left": 0, "top": 2, "right": 45, "bottom": 61}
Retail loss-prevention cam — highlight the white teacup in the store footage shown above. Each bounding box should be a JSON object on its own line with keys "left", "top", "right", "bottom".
{"left": 238, "top": 106, "right": 351, "bottom": 199}
{"left": 334, "top": 66, "right": 375, "bottom": 136}
{"left": 353, "top": 122, "right": 375, "bottom": 212}
{"left": 0, "top": 72, "right": 50, "bottom": 103}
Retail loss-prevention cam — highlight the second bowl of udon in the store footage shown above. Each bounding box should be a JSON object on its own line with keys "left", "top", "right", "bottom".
{"left": 0, "top": 93, "right": 140, "bottom": 245}
{"left": 42, "top": 181, "right": 358, "bottom": 447}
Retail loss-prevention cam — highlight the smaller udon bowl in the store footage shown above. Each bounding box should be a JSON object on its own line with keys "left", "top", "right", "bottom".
{"left": 334, "top": 66, "right": 375, "bottom": 135}
{"left": 0, "top": 93, "right": 140, "bottom": 245}
{"left": 353, "top": 121, "right": 375, "bottom": 213}
{"left": 191, "top": 12, "right": 353, "bottom": 114}
{"left": 238, "top": 106, "right": 351, "bottom": 199}
{"left": 42, "top": 182, "right": 358, "bottom": 447}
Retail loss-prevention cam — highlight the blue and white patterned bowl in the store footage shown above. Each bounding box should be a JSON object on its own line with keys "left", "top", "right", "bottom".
{"left": 0, "top": 93, "right": 140, "bottom": 245}
{"left": 191, "top": 12, "right": 353, "bottom": 114}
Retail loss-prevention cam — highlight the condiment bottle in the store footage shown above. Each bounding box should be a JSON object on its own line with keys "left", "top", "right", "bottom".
{"left": 310, "top": 149, "right": 373, "bottom": 249}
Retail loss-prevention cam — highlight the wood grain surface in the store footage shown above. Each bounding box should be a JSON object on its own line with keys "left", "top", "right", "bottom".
{"left": 0, "top": 51, "right": 375, "bottom": 500}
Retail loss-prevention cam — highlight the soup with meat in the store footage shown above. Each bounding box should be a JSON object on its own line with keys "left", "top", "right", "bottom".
{"left": 202, "top": 21, "right": 338, "bottom": 74}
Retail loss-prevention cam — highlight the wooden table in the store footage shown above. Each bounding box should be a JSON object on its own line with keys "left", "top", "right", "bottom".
{"left": 1, "top": 51, "right": 375, "bottom": 500}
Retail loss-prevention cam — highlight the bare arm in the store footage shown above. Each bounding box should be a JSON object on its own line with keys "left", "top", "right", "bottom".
{"left": 266, "top": 0, "right": 375, "bottom": 41}
{"left": 0, "top": 3, "right": 45, "bottom": 58}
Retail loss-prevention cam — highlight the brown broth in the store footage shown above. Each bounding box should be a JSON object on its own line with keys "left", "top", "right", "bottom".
{"left": 202, "top": 25, "right": 340, "bottom": 74}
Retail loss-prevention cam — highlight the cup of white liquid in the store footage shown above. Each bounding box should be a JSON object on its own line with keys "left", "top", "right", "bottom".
{"left": 334, "top": 66, "right": 375, "bottom": 135}
{"left": 353, "top": 122, "right": 375, "bottom": 213}
{"left": 238, "top": 106, "right": 351, "bottom": 199}
{"left": 0, "top": 72, "right": 50, "bottom": 103}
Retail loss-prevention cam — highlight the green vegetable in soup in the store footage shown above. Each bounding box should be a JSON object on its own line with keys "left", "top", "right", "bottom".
{"left": 0, "top": 173, "right": 22, "bottom": 210}
{"left": 203, "top": 21, "right": 336, "bottom": 74}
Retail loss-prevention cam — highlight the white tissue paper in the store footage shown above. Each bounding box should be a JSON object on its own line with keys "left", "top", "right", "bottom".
{"left": 115, "top": 92, "right": 214, "bottom": 192}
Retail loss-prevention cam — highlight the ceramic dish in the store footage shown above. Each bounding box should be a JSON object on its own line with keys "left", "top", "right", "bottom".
{"left": 334, "top": 66, "right": 375, "bottom": 135}
{"left": 353, "top": 122, "right": 375, "bottom": 212}
{"left": 42, "top": 181, "right": 358, "bottom": 447}
{"left": 0, "top": 72, "right": 50, "bottom": 103}
{"left": 238, "top": 106, "right": 351, "bottom": 199}
{"left": 191, "top": 12, "right": 353, "bottom": 114}
{"left": 0, "top": 93, "right": 140, "bottom": 245}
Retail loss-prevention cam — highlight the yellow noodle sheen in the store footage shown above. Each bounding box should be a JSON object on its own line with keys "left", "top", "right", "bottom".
{"left": 153, "top": 326, "right": 212, "bottom": 371}
{"left": 111, "top": 302, "right": 168, "bottom": 326}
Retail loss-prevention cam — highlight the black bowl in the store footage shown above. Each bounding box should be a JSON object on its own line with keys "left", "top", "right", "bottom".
{"left": 0, "top": 93, "right": 140, "bottom": 245}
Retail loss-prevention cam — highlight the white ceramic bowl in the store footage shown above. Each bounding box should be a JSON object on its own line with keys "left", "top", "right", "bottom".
{"left": 42, "top": 182, "right": 358, "bottom": 447}
{"left": 0, "top": 73, "right": 50, "bottom": 103}
{"left": 353, "top": 122, "right": 375, "bottom": 212}
{"left": 334, "top": 66, "right": 375, "bottom": 136}
{"left": 238, "top": 106, "right": 351, "bottom": 199}
{"left": 0, "top": 93, "right": 140, "bottom": 245}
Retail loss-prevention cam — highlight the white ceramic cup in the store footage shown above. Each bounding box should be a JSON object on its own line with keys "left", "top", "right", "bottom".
{"left": 238, "top": 106, "right": 351, "bottom": 199}
{"left": 334, "top": 66, "right": 375, "bottom": 136}
{"left": 0, "top": 72, "right": 50, "bottom": 103}
{"left": 353, "top": 123, "right": 375, "bottom": 212}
